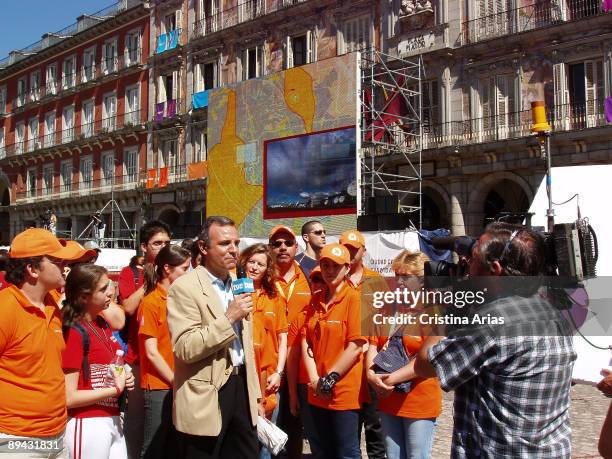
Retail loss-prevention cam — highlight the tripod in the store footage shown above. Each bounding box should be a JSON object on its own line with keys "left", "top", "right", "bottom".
{"left": 77, "top": 199, "right": 132, "bottom": 248}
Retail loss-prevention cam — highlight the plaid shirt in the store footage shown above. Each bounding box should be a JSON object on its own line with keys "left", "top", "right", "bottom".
{"left": 428, "top": 294, "right": 576, "bottom": 459}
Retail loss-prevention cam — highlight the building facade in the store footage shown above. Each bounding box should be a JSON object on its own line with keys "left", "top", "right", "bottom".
{"left": 0, "top": 0, "right": 609, "bottom": 243}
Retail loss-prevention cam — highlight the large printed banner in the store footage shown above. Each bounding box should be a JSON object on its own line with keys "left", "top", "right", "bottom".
{"left": 206, "top": 53, "right": 359, "bottom": 237}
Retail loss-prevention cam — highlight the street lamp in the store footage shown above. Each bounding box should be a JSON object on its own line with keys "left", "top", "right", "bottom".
{"left": 530, "top": 101, "right": 554, "bottom": 232}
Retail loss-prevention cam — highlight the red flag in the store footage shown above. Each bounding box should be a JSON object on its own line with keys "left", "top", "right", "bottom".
{"left": 159, "top": 167, "right": 168, "bottom": 188}
{"left": 146, "top": 169, "right": 156, "bottom": 189}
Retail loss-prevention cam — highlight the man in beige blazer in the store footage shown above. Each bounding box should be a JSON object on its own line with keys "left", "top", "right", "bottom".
{"left": 167, "top": 216, "right": 262, "bottom": 458}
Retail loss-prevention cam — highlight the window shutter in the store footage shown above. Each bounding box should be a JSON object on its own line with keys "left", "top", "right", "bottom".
{"left": 257, "top": 44, "right": 264, "bottom": 77}
{"left": 172, "top": 70, "right": 179, "bottom": 100}
{"left": 307, "top": 29, "right": 316, "bottom": 63}
{"left": 102, "top": 44, "right": 107, "bottom": 72}
{"left": 553, "top": 62, "right": 568, "bottom": 127}
{"left": 241, "top": 48, "right": 248, "bottom": 81}
{"left": 596, "top": 60, "right": 604, "bottom": 113}
{"left": 286, "top": 36, "right": 293, "bottom": 69}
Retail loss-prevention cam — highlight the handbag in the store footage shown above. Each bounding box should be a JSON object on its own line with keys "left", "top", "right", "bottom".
{"left": 372, "top": 333, "right": 413, "bottom": 393}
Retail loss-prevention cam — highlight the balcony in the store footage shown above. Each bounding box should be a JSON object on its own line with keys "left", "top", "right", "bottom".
{"left": 2, "top": 109, "right": 146, "bottom": 159}
{"left": 191, "top": 0, "right": 310, "bottom": 40}
{"left": 405, "top": 101, "right": 610, "bottom": 151}
{"left": 462, "top": 0, "right": 611, "bottom": 45}
{"left": 154, "top": 99, "right": 183, "bottom": 122}
{"left": 156, "top": 29, "right": 182, "bottom": 54}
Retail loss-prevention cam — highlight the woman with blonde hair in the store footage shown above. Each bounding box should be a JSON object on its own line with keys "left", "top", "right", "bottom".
{"left": 366, "top": 250, "right": 442, "bottom": 459}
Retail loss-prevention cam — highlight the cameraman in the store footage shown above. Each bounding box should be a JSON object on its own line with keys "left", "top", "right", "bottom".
{"left": 412, "top": 222, "right": 577, "bottom": 458}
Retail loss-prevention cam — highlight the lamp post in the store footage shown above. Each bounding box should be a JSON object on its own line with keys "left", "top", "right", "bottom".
{"left": 530, "top": 101, "right": 554, "bottom": 232}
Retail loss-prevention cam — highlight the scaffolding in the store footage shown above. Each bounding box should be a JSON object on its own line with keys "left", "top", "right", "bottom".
{"left": 359, "top": 49, "right": 424, "bottom": 229}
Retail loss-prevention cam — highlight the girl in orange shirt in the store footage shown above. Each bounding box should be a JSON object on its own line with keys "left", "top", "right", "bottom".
{"left": 302, "top": 243, "right": 366, "bottom": 459}
{"left": 366, "top": 250, "right": 442, "bottom": 459}
{"left": 238, "top": 243, "right": 288, "bottom": 458}
{"left": 138, "top": 244, "right": 191, "bottom": 459}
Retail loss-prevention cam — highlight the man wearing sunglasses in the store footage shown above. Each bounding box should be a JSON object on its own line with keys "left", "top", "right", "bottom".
{"left": 0, "top": 228, "right": 92, "bottom": 458}
{"left": 295, "top": 221, "right": 326, "bottom": 279}
{"left": 269, "top": 225, "right": 312, "bottom": 458}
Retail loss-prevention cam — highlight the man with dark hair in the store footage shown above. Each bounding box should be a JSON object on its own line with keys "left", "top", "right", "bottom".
{"left": 0, "top": 229, "right": 89, "bottom": 458}
{"left": 295, "top": 220, "right": 326, "bottom": 278}
{"left": 120, "top": 219, "right": 171, "bottom": 459}
{"left": 407, "top": 223, "right": 576, "bottom": 458}
{"left": 181, "top": 237, "right": 202, "bottom": 269}
{"left": 167, "top": 216, "right": 261, "bottom": 458}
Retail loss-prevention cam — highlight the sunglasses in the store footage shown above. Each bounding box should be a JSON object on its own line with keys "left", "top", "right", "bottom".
{"left": 310, "top": 230, "right": 326, "bottom": 236}
{"left": 270, "top": 239, "right": 295, "bottom": 248}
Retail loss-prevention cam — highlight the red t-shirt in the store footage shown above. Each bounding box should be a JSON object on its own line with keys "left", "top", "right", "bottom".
{"left": 62, "top": 317, "right": 122, "bottom": 418}
{"left": 0, "top": 272, "right": 8, "bottom": 291}
{"left": 118, "top": 265, "right": 144, "bottom": 365}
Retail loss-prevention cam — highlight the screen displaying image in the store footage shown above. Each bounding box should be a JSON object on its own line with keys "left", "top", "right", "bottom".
{"left": 264, "top": 126, "right": 357, "bottom": 219}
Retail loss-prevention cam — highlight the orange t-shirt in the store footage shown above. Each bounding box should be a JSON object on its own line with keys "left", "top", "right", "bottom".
{"left": 368, "top": 333, "right": 442, "bottom": 419}
{"left": 252, "top": 289, "right": 288, "bottom": 376}
{"left": 274, "top": 262, "right": 311, "bottom": 325}
{"left": 137, "top": 283, "right": 174, "bottom": 390}
{"left": 0, "top": 285, "right": 67, "bottom": 436}
{"left": 304, "top": 284, "right": 366, "bottom": 411}
{"left": 287, "top": 308, "right": 311, "bottom": 385}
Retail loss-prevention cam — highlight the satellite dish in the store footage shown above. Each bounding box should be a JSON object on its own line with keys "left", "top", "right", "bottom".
{"left": 347, "top": 180, "right": 357, "bottom": 197}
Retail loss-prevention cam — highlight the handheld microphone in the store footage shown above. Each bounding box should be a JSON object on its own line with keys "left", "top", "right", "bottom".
{"left": 232, "top": 265, "right": 255, "bottom": 295}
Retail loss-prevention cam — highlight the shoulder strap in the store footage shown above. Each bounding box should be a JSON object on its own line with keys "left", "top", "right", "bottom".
{"left": 71, "top": 323, "right": 91, "bottom": 384}
{"left": 130, "top": 265, "right": 140, "bottom": 285}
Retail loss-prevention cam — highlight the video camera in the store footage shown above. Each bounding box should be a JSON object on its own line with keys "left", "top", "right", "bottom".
{"left": 425, "top": 219, "right": 598, "bottom": 282}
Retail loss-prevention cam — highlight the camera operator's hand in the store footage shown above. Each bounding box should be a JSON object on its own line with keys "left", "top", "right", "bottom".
{"left": 225, "top": 293, "right": 253, "bottom": 324}
{"left": 597, "top": 369, "right": 612, "bottom": 397}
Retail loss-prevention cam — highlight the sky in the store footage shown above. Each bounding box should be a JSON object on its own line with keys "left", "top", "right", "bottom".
{"left": 0, "top": 0, "right": 113, "bottom": 59}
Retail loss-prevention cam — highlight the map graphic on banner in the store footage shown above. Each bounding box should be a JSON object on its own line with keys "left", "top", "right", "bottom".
{"left": 206, "top": 53, "right": 359, "bottom": 237}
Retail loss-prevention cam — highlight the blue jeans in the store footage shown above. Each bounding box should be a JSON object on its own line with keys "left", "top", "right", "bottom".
{"left": 310, "top": 406, "right": 361, "bottom": 459}
{"left": 380, "top": 412, "right": 437, "bottom": 459}
{"left": 260, "top": 391, "right": 281, "bottom": 459}
{"left": 297, "top": 383, "right": 324, "bottom": 458}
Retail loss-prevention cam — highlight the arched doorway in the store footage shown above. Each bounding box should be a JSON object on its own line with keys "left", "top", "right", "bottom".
{"left": 483, "top": 179, "right": 530, "bottom": 227}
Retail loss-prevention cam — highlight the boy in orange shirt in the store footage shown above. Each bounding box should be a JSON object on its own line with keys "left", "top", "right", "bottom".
{"left": 0, "top": 228, "right": 88, "bottom": 458}
{"left": 301, "top": 243, "right": 366, "bottom": 459}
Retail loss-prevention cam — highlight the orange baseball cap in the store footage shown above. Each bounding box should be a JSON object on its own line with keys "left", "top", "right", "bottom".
{"left": 340, "top": 230, "right": 365, "bottom": 249}
{"left": 9, "top": 229, "right": 90, "bottom": 260}
{"left": 320, "top": 243, "right": 350, "bottom": 265}
{"left": 268, "top": 225, "right": 296, "bottom": 241}
{"left": 64, "top": 240, "right": 98, "bottom": 262}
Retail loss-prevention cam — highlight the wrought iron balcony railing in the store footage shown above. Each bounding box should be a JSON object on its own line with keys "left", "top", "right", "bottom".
{"left": 192, "top": 0, "right": 309, "bottom": 40}
{"left": 462, "top": 0, "right": 610, "bottom": 45}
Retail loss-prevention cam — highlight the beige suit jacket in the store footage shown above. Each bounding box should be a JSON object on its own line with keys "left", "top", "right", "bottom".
{"left": 166, "top": 266, "right": 261, "bottom": 436}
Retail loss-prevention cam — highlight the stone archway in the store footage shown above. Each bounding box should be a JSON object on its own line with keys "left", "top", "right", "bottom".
{"left": 403, "top": 180, "right": 451, "bottom": 230}
{"left": 467, "top": 172, "right": 533, "bottom": 234}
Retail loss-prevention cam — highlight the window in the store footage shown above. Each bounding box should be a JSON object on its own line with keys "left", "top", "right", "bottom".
{"left": 46, "top": 64, "right": 57, "bottom": 95}
{"left": 102, "top": 152, "right": 115, "bottom": 186}
{"left": 125, "top": 30, "right": 141, "bottom": 66}
{"left": 80, "top": 155, "right": 93, "bottom": 189}
{"left": 27, "top": 168, "right": 37, "bottom": 197}
{"left": 422, "top": 80, "right": 440, "bottom": 130}
{"left": 125, "top": 86, "right": 139, "bottom": 124}
{"left": 286, "top": 31, "right": 316, "bottom": 68}
{"left": 43, "top": 165, "right": 54, "bottom": 194}
{"left": 102, "top": 93, "right": 117, "bottom": 131}
{"left": 0, "top": 86, "right": 6, "bottom": 114}
{"left": 473, "top": 74, "right": 518, "bottom": 140}
{"left": 16, "top": 78, "right": 27, "bottom": 107}
{"left": 60, "top": 161, "right": 72, "bottom": 192}
{"left": 102, "top": 39, "right": 118, "bottom": 74}
{"left": 342, "top": 15, "right": 371, "bottom": 54}
{"left": 164, "top": 12, "right": 177, "bottom": 32}
{"left": 0, "top": 128, "right": 4, "bottom": 159}
{"left": 62, "top": 56, "right": 76, "bottom": 89}
{"left": 160, "top": 139, "right": 178, "bottom": 176}
{"left": 82, "top": 46, "right": 96, "bottom": 82}
{"left": 124, "top": 147, "right": 138, "bottom": 183}
{"left": 30, "top": 72, "right": 40, "bottom": 102}
{"left": 28, "top": 117, "right": 39, "bottom": 152}
{"left": 242, "top": 45, "right": 264, "bottom": 81}
{"left": 82, "top": 100, "right": 95, "bottom": 137}
{"left": 195, "top": 61, "right": 217, "bottom": 91}
{"left": 199, "top": 0, "right": 220, "bottom": 33}
{"left": 473, "top": 0, "right": 512, "bottom": 41}
{"left": 192, "top": 127, "right": 207, "bottom": 163}
{"left": 44, "top": 112, "right": 56, "bottom": 147}
{"left": 62, "top": 106, "right": 74, "bottom": 143}
{"left": 157, "top": 73, "right": 178, "bottom": 120}
{"left": 15, "top": 121, "right": 25, "bottom": 154}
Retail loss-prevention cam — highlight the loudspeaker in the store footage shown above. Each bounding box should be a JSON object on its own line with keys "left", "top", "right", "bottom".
{"left": 377, "top": 213, "right": 413, "bottom": 231}
{"left": 365, "top": 196, "right": 400, "bottom": 215}
{"left": 357, "top": 214, "right": 379, "bottom": 232}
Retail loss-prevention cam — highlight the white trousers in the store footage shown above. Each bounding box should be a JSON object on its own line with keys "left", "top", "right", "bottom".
{"left": 0, "top": 431, "right": 67, "bottom": 458}
{"left": 66, "top": 416, "right": 127, "bottom": 459}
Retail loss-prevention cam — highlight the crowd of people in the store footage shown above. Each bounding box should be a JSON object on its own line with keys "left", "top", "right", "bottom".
{"left": 0, "top": 217, "right": 610, "bottom": 459}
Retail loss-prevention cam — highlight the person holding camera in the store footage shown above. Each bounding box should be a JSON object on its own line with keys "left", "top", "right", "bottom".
{"left": 301, "top": 243, "right": 366, "bottom": 459}
{"left": 366, "top": 250, "right": 442, "bottom": 459}
{"left": 410, "top": 223, "right": 576, "bottom": 458}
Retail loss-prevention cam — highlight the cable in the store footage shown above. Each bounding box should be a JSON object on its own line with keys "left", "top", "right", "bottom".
{"left": 566, "top": 307, "right": 611, "bottom": 351}
{"left": 552, "top": 193, "right": 579, "bottom": 206}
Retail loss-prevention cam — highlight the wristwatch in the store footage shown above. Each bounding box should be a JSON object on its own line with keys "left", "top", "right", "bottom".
{"left": 318, "top": 371, "right": 340, "bottom": 395}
